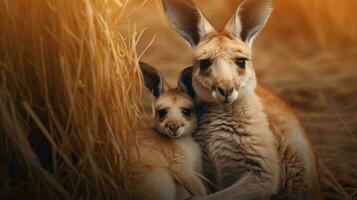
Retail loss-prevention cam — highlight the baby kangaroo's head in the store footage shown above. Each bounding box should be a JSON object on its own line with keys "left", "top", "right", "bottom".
{"left": 163, "top": 0, "right": 273, "bottom": 104}
{"left": 140, "top": 62, "right": 197, "bottom": 138}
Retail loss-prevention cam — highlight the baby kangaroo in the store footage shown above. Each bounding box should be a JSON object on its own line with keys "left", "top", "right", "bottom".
{"left": 162, "top": 0, "right": 322, "bottom": 199}
{"left": 128, "top": 62, "right": 206, "bottom": 200}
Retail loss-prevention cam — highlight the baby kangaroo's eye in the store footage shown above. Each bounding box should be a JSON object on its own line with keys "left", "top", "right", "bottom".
{"left": 199, "top": 59, "right": 212, "bottom": 70}
{"left": 158, "top": 109, "right": 168, "bottom": 118}
{"left": 182, "top": 108, "right": 192, "bottom": 117}
{"left": 235, "top": 58, "right": 247, "bottom": 69}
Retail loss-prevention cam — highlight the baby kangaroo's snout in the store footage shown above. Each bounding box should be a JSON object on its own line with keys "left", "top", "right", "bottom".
{"left": 165, "top": 121, "right": 182, "bottom": 137}
{"left": 168, "top": 124, "right": 179, "bottom": 133}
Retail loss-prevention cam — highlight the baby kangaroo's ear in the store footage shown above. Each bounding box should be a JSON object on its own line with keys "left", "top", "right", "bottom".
{"left": 178, "top": 66, "right": 195, "bottom": 98}
{"left": 225, "top": 0, "right": 273, "bottom": 45}
{"left": 162, "top": 0, "right": 215, "bottom": 47}
{"left": 139, "top": 62, "right": 166, "bottom": 98}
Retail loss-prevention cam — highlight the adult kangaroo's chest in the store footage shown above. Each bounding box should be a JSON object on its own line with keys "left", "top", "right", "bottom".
{"left": 194, "top": 103, "right": 280, "bottom": 191}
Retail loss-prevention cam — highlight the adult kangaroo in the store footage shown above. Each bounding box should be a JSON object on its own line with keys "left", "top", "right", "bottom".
{"left": 162, "top": 0, "right": 322, "bottom": 199}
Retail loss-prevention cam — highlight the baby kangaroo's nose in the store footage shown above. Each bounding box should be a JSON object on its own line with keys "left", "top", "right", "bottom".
{"left": 169, "top": 125, "right": 180, "bottom": 133}
{"left": 217, "top": 85, "right": 234, "bottom": 98}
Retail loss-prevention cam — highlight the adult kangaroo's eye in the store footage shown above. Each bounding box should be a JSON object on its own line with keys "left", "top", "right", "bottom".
{"left": 199, "top": 59, "right": 211, "bottom": 70}
{"left": 235, "top": 58, "right": 246, "bottom": 69}
{"left": 182, "top": 108, "right": 192, "bottom": 117}
{"left": 158, "top": 109, "right": 167, "bottom": 118}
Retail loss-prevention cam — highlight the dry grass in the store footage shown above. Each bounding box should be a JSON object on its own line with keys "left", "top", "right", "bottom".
{"left": 0, "top": 0, "right": 143, "bottom": 199}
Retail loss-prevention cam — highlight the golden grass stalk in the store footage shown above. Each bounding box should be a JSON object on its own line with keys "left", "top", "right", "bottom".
{"left": 0, "top": 0, "right": 142, "bottom": 199}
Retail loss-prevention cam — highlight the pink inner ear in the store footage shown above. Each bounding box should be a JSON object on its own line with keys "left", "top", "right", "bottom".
{"left": 162, "top": 0, "right": 214, "bottom": 47}
{"left": 225, "top": 0, "right": 273, "bottom": 42}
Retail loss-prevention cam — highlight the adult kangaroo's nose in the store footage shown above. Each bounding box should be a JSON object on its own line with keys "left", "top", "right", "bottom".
{"left": 217, "top": 85, "right": 234, "bottom": 99}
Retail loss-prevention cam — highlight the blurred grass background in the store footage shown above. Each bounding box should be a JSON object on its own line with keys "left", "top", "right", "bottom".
{"left": 0, "top": 0, "right": 143, "bottom": 199}
{"left": 125, "top": 0, "right": 357, "bottom": 199}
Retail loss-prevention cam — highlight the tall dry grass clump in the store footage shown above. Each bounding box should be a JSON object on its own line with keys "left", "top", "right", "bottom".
{"left": 0, "top": 0, "right": 142, "bottom": 199}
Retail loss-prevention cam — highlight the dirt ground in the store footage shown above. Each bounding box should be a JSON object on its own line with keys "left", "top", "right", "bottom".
{"left": 123, "top": 0, "right": 357, "bottom": 199}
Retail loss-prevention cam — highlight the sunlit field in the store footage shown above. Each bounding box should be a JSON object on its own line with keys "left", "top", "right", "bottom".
{"left": 0, "top": 0, "right": 356, "bottom": 199}
{"left": 0, "top": 0, "right": 142, "bottom": 199}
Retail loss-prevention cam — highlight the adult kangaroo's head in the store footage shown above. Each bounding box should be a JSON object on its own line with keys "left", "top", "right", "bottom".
{"left": 163, "top": 0, "right": 273, "bottom": 104}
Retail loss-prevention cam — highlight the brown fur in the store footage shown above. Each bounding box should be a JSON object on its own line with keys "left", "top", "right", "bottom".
{"left": 128, "top": 128, "right": 204, "bottom": 199}
{"left": 256, "top": 85, "right": 322, "bottom": 199}
{"left": 129, "top": 63, "right": 206, "bottom": 200}
{"left": 162, "top": 0, "right": 322, "bottom": 199}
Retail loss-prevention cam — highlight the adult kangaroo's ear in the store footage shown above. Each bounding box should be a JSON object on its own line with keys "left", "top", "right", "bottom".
{"left": 225, "top": 0, "right": 273, "bottom": 45}
{"left": 178, "top": 66, "right": 195, "bottom": 98}
{"left": 162, "top": 0, "right": 215, "bottom": 47}
{"left": 139, "top": 62, "right": 166, "bottom": 98}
